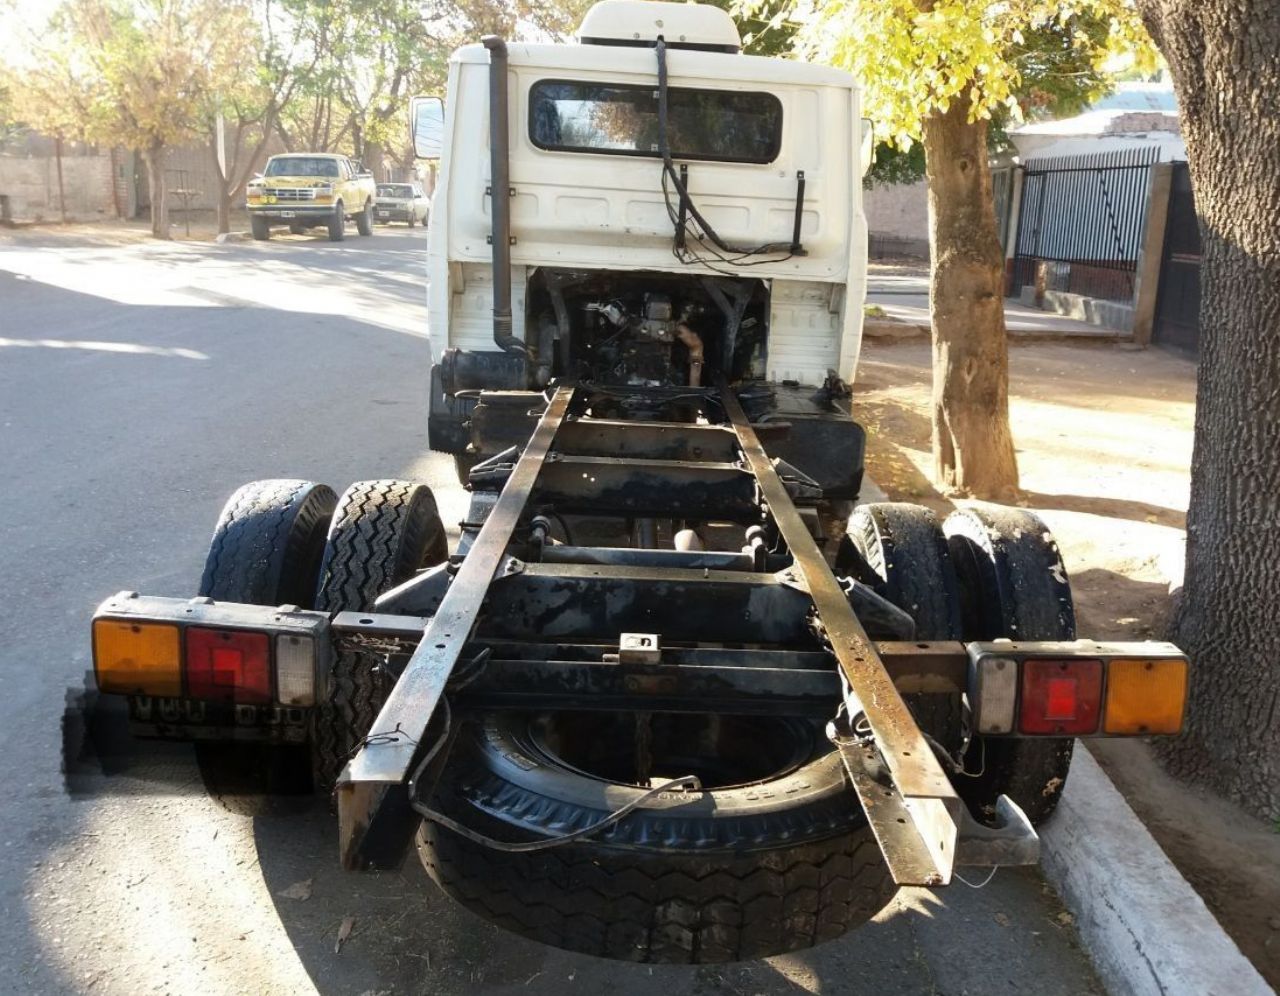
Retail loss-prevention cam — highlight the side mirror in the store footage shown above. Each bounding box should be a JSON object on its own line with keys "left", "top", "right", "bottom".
{"left": 411, "top": 96, "right": 446, "bottom": 160}
{"left": 860, "top": 119, "right": 874, "bottom": 178}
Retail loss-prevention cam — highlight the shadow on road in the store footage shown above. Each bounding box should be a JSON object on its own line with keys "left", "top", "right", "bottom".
{"left": 61, "top": 679, "right": 1100, "bottom": 995}
{"left": 19, "top": 241, "right": 1100, "bottom": 995}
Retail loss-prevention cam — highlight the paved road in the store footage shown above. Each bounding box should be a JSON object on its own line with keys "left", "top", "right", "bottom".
{"left": 0, "top": 227, "right": 1104, "bottom": 995}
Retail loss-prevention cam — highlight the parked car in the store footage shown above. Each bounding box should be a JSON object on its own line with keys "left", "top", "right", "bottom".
{"left": 245, "top": 154, "right": 377, "bottom": 241}
{"left": 375, "top": 182, "right": 431, "bottom": 226}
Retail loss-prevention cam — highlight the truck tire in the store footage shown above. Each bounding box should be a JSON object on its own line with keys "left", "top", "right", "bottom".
{"left": 311, "top": 480, "right": 448, "bottom": 789}
{"left": 327, "top": 200, "right": 345, "bottom": 242}
{"left": 195, "top": 479, "right": 338, "bottom": 814}
{"left": 356, "top": 200, "right": 373, "bottom": 236}
{"left": 199, "top": 479, "right": 338, "bottom": 609}
{"left": 848, "top": 503, "right": 963, "bottom": 744}
{"left": 250, "top": 215, "right": 271, "bottom": 240}
{"left": 407, "top": 215, "right": 415, "bottom": 228}
{"left": 943, "top": 506, "right": 1076, "bottom": 825}
{"left": 419, "top": 713, "right": 895, "bottom": 963}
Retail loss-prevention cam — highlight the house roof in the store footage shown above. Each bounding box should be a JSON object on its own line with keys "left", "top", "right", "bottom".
{"left": 1008, "top": 82, "right": 1183, "bottom": 162}
{"left": 1012, "top": 82, "right": 1179, "bottom": 138}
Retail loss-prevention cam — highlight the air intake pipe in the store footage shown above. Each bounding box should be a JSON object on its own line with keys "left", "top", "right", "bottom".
{"left": 482, "top": 36, "right": 526, "bottom": 360}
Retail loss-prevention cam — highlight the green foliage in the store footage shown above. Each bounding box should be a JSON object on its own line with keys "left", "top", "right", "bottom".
{"left": 738, "top": 0, "right": 1155, "bottom": 151}
{"left": 705, "top": 0, "right": 796, "bottom": 56}
{"left": 8, "top": 0, "right": 253, "bottom": 152}
{"left": 865, "top": 141, "right": 926, "bottom": 186}
{"left": 266, "top": 0, "right": 592, "bottom": 165}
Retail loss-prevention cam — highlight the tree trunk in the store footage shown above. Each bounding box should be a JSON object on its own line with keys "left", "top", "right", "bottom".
{"left": 361, "top": 139, "right": 385, "bottom": 180}
{"left": 215, "top": 186, "right": 232, "bottom": 235}
{"left": 55, "top": 137, "right": 67, "bottom": 224}
{"left": 921, "top": 99, "right": 1019, "bottom": 498}
{"left": 143, "top": 143, "right": 170, "bottom": 239}
{"left": 108, "top": 147, "right": 124, "bottom": 219}
{"left": 210, "top": 137, "right": 231, "bottom": 235}
{"left": 1137, "top": 0, "right": 1280, "bottom": 822}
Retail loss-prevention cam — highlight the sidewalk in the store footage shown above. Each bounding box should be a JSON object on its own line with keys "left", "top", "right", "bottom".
{"left": 866, "top": 261, "right": 1127, "bottom": 341}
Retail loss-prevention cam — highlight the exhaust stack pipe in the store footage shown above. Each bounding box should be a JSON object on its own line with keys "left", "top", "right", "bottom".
{"left": 482, "top": 36, "right": 526, "bottom": 359}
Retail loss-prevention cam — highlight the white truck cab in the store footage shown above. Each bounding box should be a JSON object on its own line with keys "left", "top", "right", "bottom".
{"left": 420, "top": 0, "right": 871, "bottom": 496}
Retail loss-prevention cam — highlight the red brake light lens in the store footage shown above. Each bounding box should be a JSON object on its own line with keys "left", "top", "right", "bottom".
{"left": 1020, "top": 658, "right": 1103, "bottom": 734}
{"left": 185, "top": 628, "right": 271, "bottom": 703}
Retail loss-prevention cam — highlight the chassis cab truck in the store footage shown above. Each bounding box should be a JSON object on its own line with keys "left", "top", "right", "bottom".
{"left": 422, "top": 0, "right": 870, "bottom": 498}
{"left": 90, "top": 1, "right": 1191, "bottom": 964}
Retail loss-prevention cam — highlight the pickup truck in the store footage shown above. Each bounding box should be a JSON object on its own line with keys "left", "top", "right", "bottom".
{"left": 245, "top": 153, "right": 376, "bottom": 242}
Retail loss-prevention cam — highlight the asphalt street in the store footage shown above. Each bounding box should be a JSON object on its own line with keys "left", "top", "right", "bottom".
{"left": 0, "top": 225, "right": 1104, "bottom": 995}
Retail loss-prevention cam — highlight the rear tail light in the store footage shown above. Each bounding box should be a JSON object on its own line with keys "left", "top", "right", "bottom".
{"left": 1104, "top": 657, "right": 1188, "bottom": 734}
{"left": 275, "top": 634, "right": 317, "bottom": 706}
{"left": 93, "top": 620, "right": 182, "bottom": 696}
{"left": 969, "top": 655, "right": 1017, "bottom": 734}
{"left": 92, "top": 593, "right": 329, "bottom": 708}
{"left": 185, "top": 628, "right": 271, "bottom": 703}
{"left": 1018, "top": 658, "right": 1103, "bottom": 734}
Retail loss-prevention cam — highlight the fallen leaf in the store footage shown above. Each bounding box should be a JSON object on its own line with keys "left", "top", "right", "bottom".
{"left": 993, "top": 912, "right": 1012, "bottom": 927}
{"left": 335, "top": 915, "right": 355, "bottom": 954}
{"left": 278, "top": 879, "right": 312, "bottom": 901}
{"left": 1055, "top": 911, "right": 1075, "bottom": 927}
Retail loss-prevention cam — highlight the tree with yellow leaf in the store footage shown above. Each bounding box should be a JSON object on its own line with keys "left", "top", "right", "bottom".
{"left": 745, "top": 0, "right": 1151, "bottom": 497}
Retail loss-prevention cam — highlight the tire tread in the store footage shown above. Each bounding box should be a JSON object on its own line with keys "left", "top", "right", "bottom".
{"left": 311, "top": 480, "right": 446, "bottom": 788}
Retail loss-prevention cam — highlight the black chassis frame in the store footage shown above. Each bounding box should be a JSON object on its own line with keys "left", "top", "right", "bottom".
{"left": 91, "top": 379, "right": 1073, "bottom": 887}
{"left": 336, "top": 379, "right": 1008, "bottom": 889}
{"left": 428, "top": 359, "right": 870, "bottom": 499}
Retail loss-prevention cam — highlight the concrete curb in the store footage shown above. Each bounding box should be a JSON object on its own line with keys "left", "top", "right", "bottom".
{"left": 1040, "top": 746, "right": 1272, "bottom": 996}
{"left": 863, "top": 317, "right": 928, "bottom": 339}
{"left": 214, "top": 231, "right": 252, "bottom": 244}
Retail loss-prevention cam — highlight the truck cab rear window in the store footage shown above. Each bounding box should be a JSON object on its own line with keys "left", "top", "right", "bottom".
{"left": 529, "top": 80, "right": 782, "bottom": 164}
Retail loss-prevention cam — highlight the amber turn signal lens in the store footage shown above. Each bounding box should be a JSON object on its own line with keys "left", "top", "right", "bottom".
{"left": 1104, "top": 657, "right": 1188, "bottom": 735}
{"left": 93, "top": 619, "right": 182, "bottom": 696}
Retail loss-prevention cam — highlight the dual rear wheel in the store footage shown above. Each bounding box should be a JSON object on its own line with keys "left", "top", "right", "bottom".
{"left": 847, "top": 502, "right": 1076, "bottom": 825}
{"left": 194, "top": 478, "right": 447, "bottom": 810}
{"left": 192, "top": 482, "right": 1075, "bottom": 961}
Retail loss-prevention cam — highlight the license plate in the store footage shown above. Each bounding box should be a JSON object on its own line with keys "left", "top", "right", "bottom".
{"left": 279, "top": 210, "right": 296, "bottom": 218}
{"left": 378, "top": 211, "right": 390, "bottom": 218}
{"left": 129, "top": 695, "right": 308, "bottom": 729}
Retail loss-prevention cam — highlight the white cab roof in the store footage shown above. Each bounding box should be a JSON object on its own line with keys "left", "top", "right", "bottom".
{"left": 453, "top": 41, "right": 854, "bottom": 89}
{"left": 578, "top": 0, "right": 741, "bottom": 50}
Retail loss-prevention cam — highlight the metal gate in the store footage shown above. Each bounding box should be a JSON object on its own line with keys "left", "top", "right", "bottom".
{"left": 1010, "top": 147, "right": 1158, "bottom": 303}
{"left": 991, "top": 165, "right": 1015, "bottom": 252}
{"left": 1152, "top": 162, "right": 1201, "bottom": 355}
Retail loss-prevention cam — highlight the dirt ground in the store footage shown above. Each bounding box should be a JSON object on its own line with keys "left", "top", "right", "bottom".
{"left": 854, "top": 337, "right": 1280, "bottom": 987}
{"left": 2, "top": 213, "right": 234, "bottom": 245}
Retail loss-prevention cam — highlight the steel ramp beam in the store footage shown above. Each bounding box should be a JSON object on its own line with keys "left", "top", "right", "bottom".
{"left": 337, "top": 385, "right": 575, "bottom": 869}
{"left": 717, "top": 377, "right": 960, "bottom": 887}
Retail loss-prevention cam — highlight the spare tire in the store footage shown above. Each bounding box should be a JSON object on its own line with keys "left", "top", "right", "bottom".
{"left": 418, "top": 711, "right": 895, "bottom": 964}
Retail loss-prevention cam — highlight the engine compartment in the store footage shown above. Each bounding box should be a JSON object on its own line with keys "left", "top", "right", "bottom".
{"left": 527, "top": 268, "right": 770, "bottom": 388}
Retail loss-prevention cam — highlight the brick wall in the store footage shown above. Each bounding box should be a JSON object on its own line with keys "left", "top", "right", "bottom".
{"left": 0, "top": 149, "right": 121, "bottom": 222}
{"left": 863, "top": 178, "right": 930, "bottom": 258}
